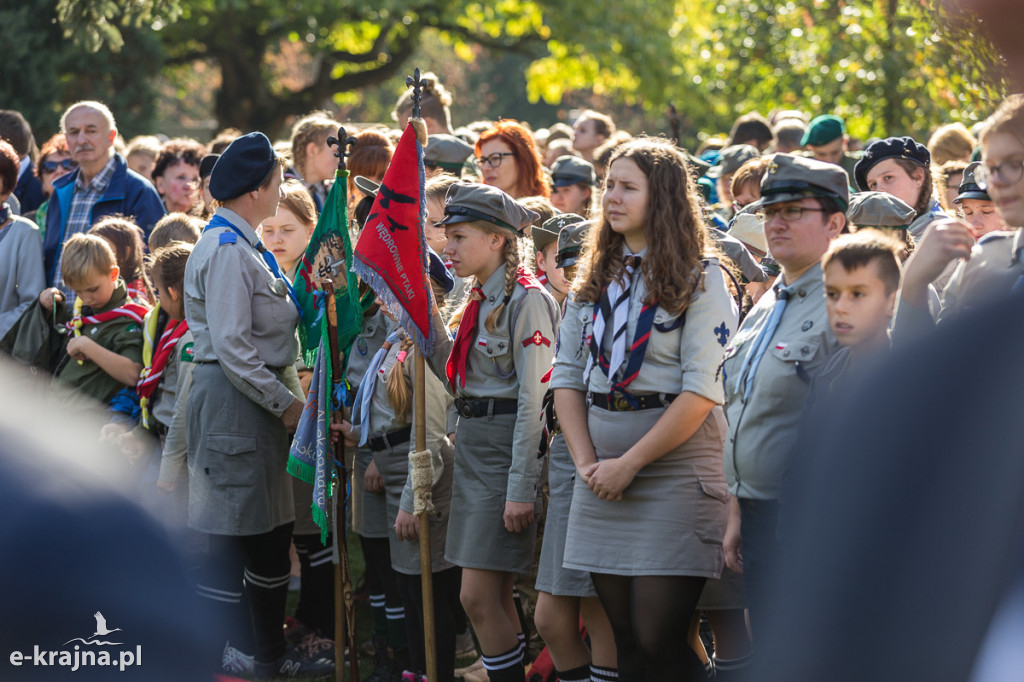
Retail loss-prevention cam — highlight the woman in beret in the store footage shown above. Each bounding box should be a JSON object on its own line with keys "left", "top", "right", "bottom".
{"left": 184, "top": 132, "right": 332, "bottom": 678}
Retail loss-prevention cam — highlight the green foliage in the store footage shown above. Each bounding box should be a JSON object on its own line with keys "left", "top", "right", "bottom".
{"left": 525, "top": 0, "right": 1008, "bottom": 143}
{"left": 56, "top": 0, "right": 182, "bottom": 52}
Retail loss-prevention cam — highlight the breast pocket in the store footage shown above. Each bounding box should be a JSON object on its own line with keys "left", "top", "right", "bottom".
{"left": 256, "top": 275, "right": 298, "bottom": 326}
{"left": 473, "top": 332, "right": 515, "bottom": 379}
{"left": 765, "top": 338, "right": 821, "bottom": 395}
{"left": 648, "top": 310, "right": 684, "bottom": 364}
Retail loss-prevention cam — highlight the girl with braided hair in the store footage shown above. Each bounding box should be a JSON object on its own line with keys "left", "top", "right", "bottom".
{"left": 423, "top": 182, "right": 559, "bottom": 682}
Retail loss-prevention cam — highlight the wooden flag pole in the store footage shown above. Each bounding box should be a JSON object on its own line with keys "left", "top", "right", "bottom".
{"left": 406, "top": 66, "right": 438, "bottom": 682}
{"left": 414, "top": 352, "right": 438, "bottom": 682}
{"left": 325, "top": 279, "right": 359, "bottom": 682}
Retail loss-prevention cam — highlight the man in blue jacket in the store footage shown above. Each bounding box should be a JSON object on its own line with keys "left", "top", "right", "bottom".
{"left": 43, "top": 101, "right": 164, "bottom": 291}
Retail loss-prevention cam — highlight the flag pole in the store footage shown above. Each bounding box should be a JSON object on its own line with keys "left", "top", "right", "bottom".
{"left": 407, "top": 67, "right": 438, "bottom": 682}
{"left": 325, "top": 128, "right": 360, "bottom": 682}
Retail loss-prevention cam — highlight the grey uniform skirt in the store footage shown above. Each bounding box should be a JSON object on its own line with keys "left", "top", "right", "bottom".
{"left": 446, "top": 412, "right": 541, "bottom": 573}
{"left": 374, "top": 437, "right": 455, "bottom": 576}
{"left": 186, "top": 362, "right": 295, "bottom": 536}
{"left": 563, "top": 405, "right": 730, "bottom": 577}
{"left": 351, "top": 446, "right": 389, "bottom": 538}
{"left": 535, "top": 434, "right": 597, "bottom": 597}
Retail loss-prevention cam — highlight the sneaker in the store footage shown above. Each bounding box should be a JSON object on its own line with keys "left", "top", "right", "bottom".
{"left": 454, "top": 628, "right": 477, "bottom": 658}
{"left": 401, "top": 671, "right": 427, "bottom": 682}
{"left": 254, "top": 648, "right": 334, "bottom": 680}
{"left": 222, "top": 641, "right": 255, "bottom": 675}
{"left": 284, "top": 616, "right": 337, "bottom": 662}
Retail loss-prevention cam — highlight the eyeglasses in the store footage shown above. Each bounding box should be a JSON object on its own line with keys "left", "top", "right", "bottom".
{"left": 475, "top": 152, "right": 515, "bottom": 169}
{"left": 975, "top": 159, "right": 1024, "bottom": 189}
{"left": 756, "top": 205, "right": 827, "bottom": 223}
{"left": 40, "top": 159, "right": 78, "bottom": 174}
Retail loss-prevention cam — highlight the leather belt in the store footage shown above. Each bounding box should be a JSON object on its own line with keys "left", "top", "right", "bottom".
{"left": 586, "top": 391, "right": 677, "bottom": 411}
{"left": 368, "top": 425, "right": 412, "bottom": 452}
{"left": 454, "top": 398, "right": 518, "bottom": 419}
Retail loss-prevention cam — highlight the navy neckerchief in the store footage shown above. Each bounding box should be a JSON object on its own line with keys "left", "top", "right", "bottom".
{"left": 0, "top": 202, "right": 9, "bottom": 226}
{"left": 589, "top": 300, "right": 658, "bottom": 392}
{"left": 205, "top": 212, "right": 303, "bottom": 319}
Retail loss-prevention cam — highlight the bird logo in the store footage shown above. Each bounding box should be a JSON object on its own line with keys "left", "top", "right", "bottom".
{"left": 63, "top": 612, "right": 123, "bottom": 646}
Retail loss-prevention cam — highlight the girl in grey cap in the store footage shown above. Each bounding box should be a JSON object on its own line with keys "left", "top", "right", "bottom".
{"left": 425, "top": 181, "right": 559, "bottom": 682}
{"left": 552, "top": 138, "right": 739, "bottom": 682}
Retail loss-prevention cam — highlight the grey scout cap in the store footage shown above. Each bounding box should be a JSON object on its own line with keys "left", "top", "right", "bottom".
{"left": 534, "top": 212, "right": 585, "bottom": 253}
{"left": 438, "top": 181, "right": 539, "bottom": 233}
{"left": 707, "top": 144, "right": 760, "bottom": 179}
{"left": 550, "top": 155, "right": 596, "bottom": 187}
{"left": 954, "top": 161, "right": 990, "bottom": 204}
{"left": 759, "top": 153, "right": 850, "bottom": 210}
{"left": 424, "top": 134, "right": 474, "bottom": 174}
{"left": 555, "top": 215, "right": 590, "bottom": 269}
{"left": 847, "top": 191, "right": 915, "bottom": 229}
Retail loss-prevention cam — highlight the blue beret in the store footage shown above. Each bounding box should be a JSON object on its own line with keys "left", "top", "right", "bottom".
{"left": 209, "top": 132, "right": 277, "bottom": 201}
{"left": 427, "top": 246, "right": 454, "bottom": 293}
{"left": 853, "top": 136, "right": 930, "bottom": 192}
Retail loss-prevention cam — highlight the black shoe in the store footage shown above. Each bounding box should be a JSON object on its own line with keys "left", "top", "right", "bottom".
{"left": 254, "top": 648, "right": 334, "bottom": 680}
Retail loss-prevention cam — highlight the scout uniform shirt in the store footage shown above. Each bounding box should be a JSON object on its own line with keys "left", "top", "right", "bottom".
{"left": 51, "top": 279, "right": 145, "bottom": 411}
{"left": 551, "top": 254, "right": 739, "bottom": 406}
{"left": 156, "top": 327, "right": 196, "bottom": 486}
{"left": 184, "top": 207, "right": 300, "bottom": 417}
{"left": 722, "top": 262, "right": 838, "bottom": 500}
{"left": 428, "top": 263, "right": 559, "bottom": 503}
{"left": 360, "top": 331, "right": 453, "bottom": 516}
{"left": 892, "top": 228, "right": 1024, "bottom": 340}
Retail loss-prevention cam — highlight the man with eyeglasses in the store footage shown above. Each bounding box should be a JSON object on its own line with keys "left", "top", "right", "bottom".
{"left": 720, "top": 154, "right": 848, "bottom": 641}
{"left": 42, "top": 101, "right": 165, "bottom": 296}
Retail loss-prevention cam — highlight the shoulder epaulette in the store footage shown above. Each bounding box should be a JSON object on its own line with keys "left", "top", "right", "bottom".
{"left": 219, "top": 231, "right": 237, "bottom": 245}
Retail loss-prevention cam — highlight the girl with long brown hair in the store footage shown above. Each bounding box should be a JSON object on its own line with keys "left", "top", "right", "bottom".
{"left": 551, "top": 137, "right": 739, "bottom": 682}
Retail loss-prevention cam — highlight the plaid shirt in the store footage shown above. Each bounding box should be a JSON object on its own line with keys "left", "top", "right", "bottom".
{"left": 54, "top": 156, "right": 117, "bottom": 298}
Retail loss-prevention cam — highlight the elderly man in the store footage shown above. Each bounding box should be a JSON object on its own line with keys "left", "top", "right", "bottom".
{"left": 42, "top": 101, "right": 164, "bottom": 292}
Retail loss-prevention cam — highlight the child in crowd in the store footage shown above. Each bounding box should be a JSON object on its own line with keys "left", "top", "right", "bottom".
{"left": 818, "top": 229, "right": 903, "bottom": 394}
{"left": 39, "top": 233, "right": 148, "bottom": 414}
{"left": 346, "top": 250, "right": 458, "bottom": 682}
{"left": 149, "top": 212, "right": 203, "bottom": 251}
{"left": 90, "top": 216, "right": 154, "bottom": 304}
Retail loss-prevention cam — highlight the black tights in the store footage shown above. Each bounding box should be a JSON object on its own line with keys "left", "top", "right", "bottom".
{"left": 590, "top": 573, "right": 707, "bottom": 682}
{"left": 395, "top": 567, "right": 461, "bottom": 682}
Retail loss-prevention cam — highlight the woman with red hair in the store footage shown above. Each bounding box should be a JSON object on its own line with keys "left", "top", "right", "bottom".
{"left": 475, "top": 120, "right": 549, "bottom": 199}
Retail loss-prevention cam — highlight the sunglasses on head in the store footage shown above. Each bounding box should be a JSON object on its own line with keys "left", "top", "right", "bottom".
{"left": 40, "top": 159, "right": 78, "bottom": 173}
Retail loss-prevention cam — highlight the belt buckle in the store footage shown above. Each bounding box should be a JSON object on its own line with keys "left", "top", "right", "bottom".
{"left": 460, "top": 401, "right": 475, "bottom": 418}
{"left": 612, "top": 393, "right": 630, "bottom": 411}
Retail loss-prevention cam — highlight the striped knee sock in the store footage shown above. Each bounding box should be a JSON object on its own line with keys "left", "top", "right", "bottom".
{"left": 556, "top": 664, "right": 591, "bottom": 681}
{"left": 385, "top": 603, "right": 407, "bottom": 650}
{"left": 713, "top": 653, "right": 753, "bottom": 681}
{"left": 482, "top": 642, "right": 524, "bottom": 682}
{"left": 590, "top": 664, "right": 619, "bottom": 682}
{"left": 369, "top": 593, "right": 388, "bottom": 639}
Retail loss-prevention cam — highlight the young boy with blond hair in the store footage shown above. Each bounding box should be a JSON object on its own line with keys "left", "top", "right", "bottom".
{"left": 39, "top": 233, "right": 148, "bottom": 410}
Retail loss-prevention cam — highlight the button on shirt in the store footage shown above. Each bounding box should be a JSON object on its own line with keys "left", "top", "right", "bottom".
{"left": 54, "top": 157, "right": 118, "bottom": 298}
{"left": 184, "top": 207, "right": 300, "bottom": 417}
{"left": 722, "top": 262, "right": 838, "bottom": 500}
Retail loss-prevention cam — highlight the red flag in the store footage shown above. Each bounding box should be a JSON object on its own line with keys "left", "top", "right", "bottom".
{"left": 352, "top": 123, "right": 436, "bottom": 355}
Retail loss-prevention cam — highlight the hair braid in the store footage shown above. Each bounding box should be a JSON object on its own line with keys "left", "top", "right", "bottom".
{"left": 485, "top": 236, "right": 521, "bottom": 333}
{"left": 385, "top": 335, "right": 416, "bottom": 418}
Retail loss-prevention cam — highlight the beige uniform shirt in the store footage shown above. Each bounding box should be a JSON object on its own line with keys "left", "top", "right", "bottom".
{"left": 551, "top": 258, "right": 738, "bottom": 404}
{"left": 893, "top": 229, "right": 1023, "bottom": 340}
{"left": 184, "top": 207, "right": 299, "bottom": 417}
{"left": 427, "top": 263, "right": 560, "bottom": 502}
{"left": 722, "top": 263, "right": 838, "bottom": 500}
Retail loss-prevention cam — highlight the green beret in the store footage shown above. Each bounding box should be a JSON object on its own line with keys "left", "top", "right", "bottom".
{"left": 555, "top": 216, "right": 590, "bottom": 269}
{"left": 801, "top": 115, "right": 846, "bottom": 147}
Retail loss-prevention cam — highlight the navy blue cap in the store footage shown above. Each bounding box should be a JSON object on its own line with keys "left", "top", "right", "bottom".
{"left": 427, "top": 246, "right": 455, "bottom": 293}
{"left": 198, "top": 154, "right": 219, "bottom": 181}
{"left": 854, "top": 136, "right": 930, "bottom": 192}
{"left": 209, "top": 132, "right": 278, "bottom": 201}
